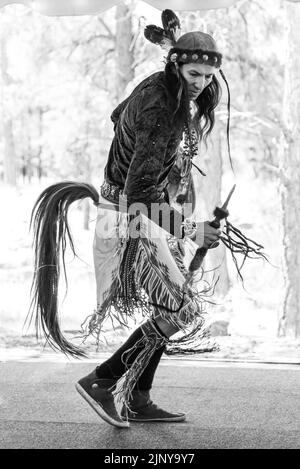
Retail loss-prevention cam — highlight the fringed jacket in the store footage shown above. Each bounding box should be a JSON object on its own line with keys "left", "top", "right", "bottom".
{"left": 103, "top": 71, "right": 191, "bottom": 237}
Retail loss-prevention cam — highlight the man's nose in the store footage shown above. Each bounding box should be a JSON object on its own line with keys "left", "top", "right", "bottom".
{"left": 195, "top": 76, "right": 206, "bottom": 90}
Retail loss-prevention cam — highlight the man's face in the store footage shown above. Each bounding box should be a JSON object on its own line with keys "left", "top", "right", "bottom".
{"left": 180, "top": 63, "right": 217, "bottom": 100}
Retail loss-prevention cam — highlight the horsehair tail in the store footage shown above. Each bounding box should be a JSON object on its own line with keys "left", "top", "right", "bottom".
{"left": 27, "top": 181, "right": 99, "bottom": 357}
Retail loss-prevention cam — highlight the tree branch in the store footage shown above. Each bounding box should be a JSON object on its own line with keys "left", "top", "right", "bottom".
{"left": 97, "top": 16, "right": 115, "bottom": 39}
{"left": 84, "top": 33, "right": 115, "bottom": 45}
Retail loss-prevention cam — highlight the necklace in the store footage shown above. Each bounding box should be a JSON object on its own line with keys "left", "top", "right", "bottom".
{"left": 175, "top": 123, "right": 206, "bottom": 206}
{"left": 180, "top": 124, "right": 198, "bottom": 186}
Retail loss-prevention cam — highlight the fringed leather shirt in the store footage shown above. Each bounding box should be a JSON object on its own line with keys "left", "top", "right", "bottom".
{"left": 103, "top": 71, "right": 186, "bottom": 237}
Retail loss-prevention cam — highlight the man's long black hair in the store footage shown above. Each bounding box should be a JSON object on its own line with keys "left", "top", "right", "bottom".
{"left": 164, "top": 61, "right": 222, "bottom": 145}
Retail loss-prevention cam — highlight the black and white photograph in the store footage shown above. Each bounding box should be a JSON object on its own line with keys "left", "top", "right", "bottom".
{"left": 0, "top": 0, "right": 299, "bottom": 452}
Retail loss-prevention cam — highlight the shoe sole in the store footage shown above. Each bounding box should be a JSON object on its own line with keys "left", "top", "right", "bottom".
{"left": 75, "top": 383, "right": 129, "bottom": 429}
{"left": 126, "top": 416, "right": 186, "bottom": 423}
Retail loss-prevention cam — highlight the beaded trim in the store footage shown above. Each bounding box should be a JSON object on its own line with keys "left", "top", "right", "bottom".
{"left": 100, "top": 180, "right": 122, "bottom": 204}
{"left": 168, "top": 48, "right": 222, "bottom": 68}
{"left": 181, "top": 217, "right": 197, "bottom": 239}
{"left": 100, "top": 180, "right": 167, "bottom": 207}
{"left": 178, "top": 125, "right": 199, "bottom": 191}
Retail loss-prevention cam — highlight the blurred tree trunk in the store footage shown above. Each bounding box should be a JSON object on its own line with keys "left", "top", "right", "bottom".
{"left": 37, "top": 107, "right": 43, "bottom": 181}
{"left": 1, "top": 35, "right": 16, "bottom": 186}
{"left": 115, "top": 2, "right": 134, "bottom": 101}
{"left": 278, "top": 3, "right": 300, "bottom": 337}
{"left": 83, "top": 120, "right": 92, "bottom": 231}
{"left": 194, "top": 119, "right": 230, "bottom": 297}
{"left": 82, "top": 3, "right": 134, "bottom": 229}
{"left": 83, "top": 197, "right": 90, "bottom": 231}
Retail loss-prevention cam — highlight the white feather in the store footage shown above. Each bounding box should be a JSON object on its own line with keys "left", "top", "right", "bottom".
{"left": 160, "top": 37, "right": 174, "bottom": 51}
{"left": 173, "top": 27, "right": 182, "bottom": 42}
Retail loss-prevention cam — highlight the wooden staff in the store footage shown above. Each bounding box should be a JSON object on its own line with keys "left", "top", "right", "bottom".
{"left": 184, "top": 184, "right": 236, "bottom": 288}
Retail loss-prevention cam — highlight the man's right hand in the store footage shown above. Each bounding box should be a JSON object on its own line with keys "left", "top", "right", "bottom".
{"left": 194, "top": 221, "right": 221, "bottom": 249}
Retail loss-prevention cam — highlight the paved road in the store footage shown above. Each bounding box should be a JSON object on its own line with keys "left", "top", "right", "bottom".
{"left": 0, "top": 359, "right": 299, "bottom": 449}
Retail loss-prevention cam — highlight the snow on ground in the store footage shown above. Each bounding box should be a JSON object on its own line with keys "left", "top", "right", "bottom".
{"left": 0, "top": 181, "right": 299, "bottom": 363}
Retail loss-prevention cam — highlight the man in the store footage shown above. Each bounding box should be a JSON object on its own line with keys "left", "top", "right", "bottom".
{"left": 29, "top": 10, "right": 222, "bottom": 428}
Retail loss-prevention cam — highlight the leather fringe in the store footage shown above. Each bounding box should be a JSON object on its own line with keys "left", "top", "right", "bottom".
{"left": 115, "top": 319, "right": 168, "bottom": 411}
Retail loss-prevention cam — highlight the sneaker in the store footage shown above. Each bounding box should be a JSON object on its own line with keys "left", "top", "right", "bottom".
{"left": 121, "top": 390, "right": 186, "bottom": 423}
{"left": 75, "top": 369, "right": 129, "bottom": 428}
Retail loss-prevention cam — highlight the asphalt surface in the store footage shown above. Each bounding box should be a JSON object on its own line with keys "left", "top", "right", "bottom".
{"left": 0, "top": 359, "right": 299, "bottom": 449}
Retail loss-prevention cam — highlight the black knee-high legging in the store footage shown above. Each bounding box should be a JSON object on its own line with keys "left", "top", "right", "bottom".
{"left": 95, "top": 320, "right": 166, "bottom": 390}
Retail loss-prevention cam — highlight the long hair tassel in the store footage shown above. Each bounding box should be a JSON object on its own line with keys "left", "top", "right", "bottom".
{"left": 27, "top": 181, "right": 99, "bottom": 357}
{"left": 220, "top": 219, "right": 269, "bottom": 284}
{"left": 219, "top": 68, "right": 234, "bottom": 175}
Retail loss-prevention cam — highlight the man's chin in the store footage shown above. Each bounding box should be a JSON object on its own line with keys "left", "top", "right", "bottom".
{"left": 189, "top": 92, "right": 200, "bottom": 100}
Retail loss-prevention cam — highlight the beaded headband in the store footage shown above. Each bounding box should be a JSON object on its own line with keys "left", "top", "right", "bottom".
{"left": 168, "top": 48, "right": 222, "bottom": 68}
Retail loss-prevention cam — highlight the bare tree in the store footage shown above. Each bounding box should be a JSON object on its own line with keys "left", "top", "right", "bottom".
{"left": 278, "top": 2, "right": 300, "bottom": 338}
{"left": 194, "top": 119, "right": 231, "bottom": 297}
{"left": 115, "top": 2, "right": 134, "bottom": 102}
{"left": 0, "top": 28, "right": 16, "bottom": 186}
